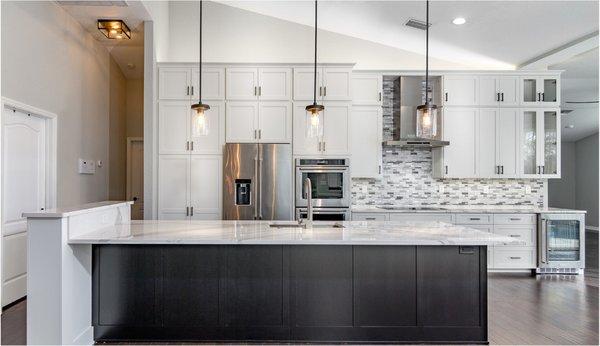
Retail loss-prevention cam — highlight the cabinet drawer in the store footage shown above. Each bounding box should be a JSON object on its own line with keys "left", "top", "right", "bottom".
{"left": 493, "top": 225, "right": 536, "bottom": 247}
{"left": 458, "top": 224, "right": 493, "bottom": 233}
{"left": 493, "top": 214, "right": 536, "bottom": 225}
{"left": 352, "top": 213, "right": 388, "bottom": 221}
{"left": 493, "top": 247, "right": 536, "bottom": 269}
{"left": 455, "top": 214, "right": 493, "bottom": 225}
{"left": 388, "top": 213, "right": 454, "bottom": 223}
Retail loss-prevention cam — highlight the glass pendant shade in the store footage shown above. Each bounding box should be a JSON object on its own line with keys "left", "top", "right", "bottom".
{"left": 305, "top": 104, "right": 324, "bottom": 138}
{"left": 191, "top": 103, "right": 210, "bottom": 136}
{"left": 416, "top": 104, "right": 438, "bottom": 139}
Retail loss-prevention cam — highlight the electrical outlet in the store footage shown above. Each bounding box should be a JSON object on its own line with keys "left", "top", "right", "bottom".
{"left": 483, "top": 186, "right": 490, "bottom": 194}
{"left": 525, "top": 185, "right": 532, "bottom": 194}
{"left": 78, "top": 159, "right": 96, "bottom": 174}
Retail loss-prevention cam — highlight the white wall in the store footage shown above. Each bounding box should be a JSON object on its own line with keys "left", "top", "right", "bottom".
{"left": 548, "top": 142, "right": 576, "bottom": 209}
{"left": 1, "top": 1, "right": 110, "bottom": 207}
{"left": 165, "top": 1, "right": 466, "bottom": 69}
{"left": 109, "top": 56, "right": 127, "bottom": 200}
{"left": 575, "top": 133, "right": 599, "bottom": 228}
{"left": 142, "top": 0, "right": 169, "bottom": 62}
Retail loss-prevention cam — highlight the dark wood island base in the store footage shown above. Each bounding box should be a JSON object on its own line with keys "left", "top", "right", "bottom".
{"left": 93, "top": 245, "right": 488, "bottom": 344}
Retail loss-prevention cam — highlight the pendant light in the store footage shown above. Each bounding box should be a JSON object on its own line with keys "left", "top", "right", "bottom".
{"left": 305, "top": 0, "right": 324, "bottom": 138}
{"left": 416, "top": 0, "right": 438, "bottom": 139}
{"left": 191, "top": 0, "right": 210, "bottom": 136}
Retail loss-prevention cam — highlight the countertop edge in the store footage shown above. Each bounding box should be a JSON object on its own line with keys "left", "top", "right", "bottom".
{"left": 23, "top": 201, "right": 133, "bottom": 218}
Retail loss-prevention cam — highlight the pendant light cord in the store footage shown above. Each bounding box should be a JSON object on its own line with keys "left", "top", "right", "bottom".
{"left": 425, "top": 0, "right": 429, "bottom": 105}
{"left": 199, "top": 0, "right": 203, "bottom": 103}
{"left": 313, "top": 0, "right": 318, "bottom": 106}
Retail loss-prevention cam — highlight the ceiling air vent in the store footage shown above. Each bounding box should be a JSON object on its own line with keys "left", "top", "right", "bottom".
{"left": 405, "top": 18, "right": 430, "bottom": 31}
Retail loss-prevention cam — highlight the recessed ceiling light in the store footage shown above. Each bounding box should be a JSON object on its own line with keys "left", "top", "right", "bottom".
{"left": 565, "top": 124, "right": 575, "bottom": 129}
{"left": 452, "top": 17, "right": 466, "bottom": 25}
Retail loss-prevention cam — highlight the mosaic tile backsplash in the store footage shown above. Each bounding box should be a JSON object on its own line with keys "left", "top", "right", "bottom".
{"left": 351, "top": 76, "right": 546, "bottom": 208}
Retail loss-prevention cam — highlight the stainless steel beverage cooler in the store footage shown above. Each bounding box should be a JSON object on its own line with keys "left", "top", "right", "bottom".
{"left": 537, "top": 213, "right": 586, "bottom": 274}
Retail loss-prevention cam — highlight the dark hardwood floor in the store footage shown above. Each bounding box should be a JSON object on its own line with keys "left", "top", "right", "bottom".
{"left": 2, "top": 235, "right": 598, "bottom": 345}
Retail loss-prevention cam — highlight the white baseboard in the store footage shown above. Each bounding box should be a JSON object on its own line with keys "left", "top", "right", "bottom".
{"left": 586, "top": 226, "right": 599, "bottom": 233}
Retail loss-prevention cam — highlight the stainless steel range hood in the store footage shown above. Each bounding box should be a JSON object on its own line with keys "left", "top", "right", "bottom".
{"left": 383, "top": 76, "right": 449, "bottom": 148}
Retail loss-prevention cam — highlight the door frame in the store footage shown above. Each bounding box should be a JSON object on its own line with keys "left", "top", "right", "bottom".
{"left": 126, "top": 137, "right": 144, "bottom": 201}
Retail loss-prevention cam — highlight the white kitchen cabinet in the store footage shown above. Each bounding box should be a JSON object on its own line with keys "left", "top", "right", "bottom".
{"left": 226, "top": 102, "right": 259, "bottom": 142}
{"left": 292, "top": 102, "right": 351, "bottom": 156}
{"left": 432, "top": 108, "right": 477, "bottom": 178}
{"left": 159, "top": 67, "right": 191, "bottom": 100}
{"left": 493, "top": 247, "right": 536, "bottom": 269}
{"left": 258, "top": 102, "right": 292, "bottom": 143}
{"left": 388, "top": 213, "right": 455, "bottom": 223}
{"left": 191, "top": 67, "right": 225, "bottom": 100}
{"left": 478, "top": 108, "right": 519, "bottom": 178}
{"left": 520, "top": 76, "right": 560, "bottom": 107}
{"left": 351, "top": 106, "right": 382, "bottom": 178}
{"left": 351, "top": 212, "right": 389, "bottom": 221}
{"left": 293, "top": 67, "right": 352, "bottom": 101}
{"left": 258, "top": 68, "right": 292, "bottom": 100}
{"left": 190, "top": 155, "right": 222, "bottom": 219}
{"left": 497, "top": 108, "right": 519, "bottom": 177}
{"left": 158, "top": 155, "right": 190, "bottom": 220}
{"left": 520, "top": 108, "right": 560, "bottom": 178}
{"left": 159, "top": 101, "right": 190, "bottom": 154}
{"left": 226, "top": 68, "right": 258, "bottom": 100}
{"left": 190, "top": 102, "right": 225, "bottom": 155}
{"left": 479, "top": 76, "right": 519, "bottom": 107}
{"left": 351, "top": 74, "right": 383, "bottom": 105}
{"left": 443, "top": 75, "right": 478, "bottom": 106}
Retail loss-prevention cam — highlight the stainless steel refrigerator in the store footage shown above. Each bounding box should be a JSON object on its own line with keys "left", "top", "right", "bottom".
{"left": 223, "top": 143, "right": 293, "bottom": 220}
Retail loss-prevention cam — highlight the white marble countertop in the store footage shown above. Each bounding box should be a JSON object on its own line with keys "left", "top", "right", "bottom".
{"left": 68, "top": 220, "right": 524, "bottom": 246}
{"left": 351, "top": 206, "right": 586, "bottom": 214}
{"left": 23, "top": 201, "right": 133, "bottom": 218}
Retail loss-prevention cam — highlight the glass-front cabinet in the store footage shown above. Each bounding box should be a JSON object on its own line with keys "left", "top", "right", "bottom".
{"left": 520, "top": 76, "right": 560, "bottom": 106}
{"left": 520, "top": 109, "right": 560, "bottom": 178}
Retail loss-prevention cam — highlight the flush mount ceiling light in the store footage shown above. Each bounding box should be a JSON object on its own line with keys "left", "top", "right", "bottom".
{"left": 97, "top": 19, "right": 131, "bottom": 39}
{"left": 452, "top": 17, "right": 466, "bottom": 25}
{"left": 191, "top": 0, "right": 211, "bottom": 136}
{"left": 305, "top": 0, "right": 324, "bottom": 139}
{"left": 416, "top": 0, "right": 438, "bottom": 140}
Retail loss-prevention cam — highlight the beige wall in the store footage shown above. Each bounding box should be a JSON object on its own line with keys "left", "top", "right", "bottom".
{"left": 2, "top": 1, "right": 110, "bottom": 207}
{"left": 126, "top": 79, "right": 144, "bottom": 138}
{"left": 108, "top": 56, "right": 127, "bottom": 200}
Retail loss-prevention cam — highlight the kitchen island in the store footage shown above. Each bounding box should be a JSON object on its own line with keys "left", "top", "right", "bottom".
{"left": 25, "top": 202, "right": 522, "bottom": 345}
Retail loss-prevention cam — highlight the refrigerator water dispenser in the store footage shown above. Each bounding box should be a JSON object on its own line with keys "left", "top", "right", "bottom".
{"left": 235, "top": 179, "right": 251, "bottom": 205}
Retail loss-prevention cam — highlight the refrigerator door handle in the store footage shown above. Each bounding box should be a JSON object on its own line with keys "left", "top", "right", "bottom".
{"left": 254, "top": 152, "right": 259, "bottom": 220}
{"left": 258, "top": 146, "right": 263, "bottom": 220}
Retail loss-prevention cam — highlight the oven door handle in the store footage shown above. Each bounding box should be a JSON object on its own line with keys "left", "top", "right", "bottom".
{"left": 298, "top": 167, "right": 349, "bottom": 171}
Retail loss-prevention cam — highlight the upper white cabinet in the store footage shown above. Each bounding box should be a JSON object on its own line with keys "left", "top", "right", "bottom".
{"left": 190, "top": 102, "right": 225, "bottom": 155}
{"left": 351, "top": 106, "right": 382, "bottom": 178}
{"left": 442, "top": 75, "right": 478, "bottom": 106}
{"left": 432, "top": 108, "right": 477, "bottom": 178}
{"left": 159, "top": 67, "right": 225, "bottom": 100}
{"left": 351, "top": 74, "right": 383, "bottom": 105}
{"left": 226, "top": 101, "right": 292, "bottom": 143}
{"left": 293, "top": 67, "right": 352, "bottom": 101}
{"left": 293, "top": 102, "right": 350, "bottom": 156}
{"left": 479, "top": 76, "right": 519, "bottom": 107}
{"left": 226, "top": 67, "right": 292, "bottom": 101}
{"left": 478, "top": 108, "right": 519, "bottom": 178}
{"left": 520, "top": 76, "right": 560, "bottom": 107}
{"left": 520, "top": 108, "right": 560, "bottom": 178}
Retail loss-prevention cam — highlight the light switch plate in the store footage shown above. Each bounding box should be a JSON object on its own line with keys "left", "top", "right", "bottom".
{"left": 78, "top": 159, "right": 96, "bottom": 174}
{"left": 483, "top": 186, "right": 490, "bottom": 194}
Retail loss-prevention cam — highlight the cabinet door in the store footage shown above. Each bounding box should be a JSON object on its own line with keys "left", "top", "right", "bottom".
{"left": 443, "top": 76, "right": 478, "bottom": 106}
{"left": 226, "top": 68, "right": 258, "bottom": 100}
{"left": 520, "top": 77, "right": 539, "bottom": 106}
{"left": 498, "top": 76, "right": 519, "bottom": 106}
{"left": 159, "top": 67, "right": 191, "bottom": 100}
{"left": 351, "top": 74, "right": 382, "bottom": 105}
{"left": 540, "top": 109, "right": 560, "bottom": 177}
{"left": 520, "top": 109, "right": 539, "bottom": 176}
{"left": 190, "top": 155, "right": 222, "bottom": 219}
{"left": 258, "top": 101, "right": 292, "bottom": 143}
{"left": 158, "top": 101, "right": 190, "bottom": 154}
{"left": 497, "top": 108, "right": 519, "bottom": 177}
{"left": 191, "top": 67, "right": 225, "bottom": 100}
{"left": 158, "top": 155, "right": 189, "bottom": 220}
{"left": 478, "top": 76, "right": 498, "bottom": 107}
{"left": 442, "top": 108, "right": 477, "bottom": 178}
{"left": 292, "top": 103, "right": 321, "bottom": 155}
{"left": 322, "top": 102, "right": 351, "bottom": 155}
{"left": 478, "top": 108, "right": 498, "bottom": 178}
{"left": 322, "top": 67, "right": 352, "bottom": 101}
{"left": 540, "top": 77, "right": 559, "bottom": 107}
{"left": 293, "top": 67, "right": 321, "bottom": 101}
{"left": 226, "top": 102, "right": 259, "bottom": 143}
{"left": 351, "top": 106, "right": 382, "bottom": 178}
{"left": 190, "top": 101, "right": 224, "bottom": 155}
{"left": 258, "top": 68, "right": 292, "bottom": 100}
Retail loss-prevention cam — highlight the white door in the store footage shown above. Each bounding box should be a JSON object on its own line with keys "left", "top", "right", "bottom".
{"left": 258, "top": 68, "right": 292, "bottom": 101}
{"left": 159, "top": 67, "right": 191, "bottom": 100}
{"left": 322, "top": 102, "right": 351, "bottom": 155}
{"left": 258, "top": 102, "right": 292, "bottom": 143}
{"left": 322, "top": 67, "right": 352, "bottom": 101}
{"left": 158, "top": 155, "right": 189, "bottom": 220}
{"left": 191, "top": 67, "right": 225, "bottom": 100}
{"left": 351, "top": 74, "right": 382, "bottom": 105}
{"left": 498, "top": 76, "right": 519, "bottom": 106}
{"left": 292, "top": 103, "right": 321, "bottom": 155}
{"left": 2, "top": 107, "right": 47, "bottom": 306}
{"left": 351, "top": 106, "right": 382, "bottom": 178}
{"left": 478, "top": 76, "right": 498, "bottom": 107}
{"left": 443, "top": 108, "right": 477, "bottom": 178}
{"left": 225, "top": 102, "right": 259, "bottom": 143}
{"left": 226, "top": 68, "right": 258, "bottom": 100}
{"left": 190, "top": 155, "right": 222, "bottom": 220}
{"left": 190, "top": 101, "right": 224, "bottom": 154}
{"left": 158, "top": 101, "right": 190, "bottom": 154}
{"left": 443, "top": 76, "right": 478, "bottom": 106}
{"left": 497, "top": 108, "right": 519, "bottom": 177}
{"left": 294, "top": 67, "right": 321, "bottom": 101}
{"left": 127, "top": 138, "right": 144, "bottom": 220}
{"left": 478, "top": 108, "right": 498, "bottom": 178}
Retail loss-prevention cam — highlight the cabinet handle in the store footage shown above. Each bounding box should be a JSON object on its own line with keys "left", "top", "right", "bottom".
{"left": 258, "top": 129, "right": 262, "bottom": 139}
{"left": 190, "top": 141, "right": 194, "bottom": 151}
{"left": 495, "top": 165, "right": 499, "bottom": 174}
{"left": 186, "top": 206, "right": 189, "bottom": 217}
{"left": 470, "top": 218, "right": 481, "bottom": 221}
{"left": 254, "top": 129, "right": 258, "bottom": 140}
{"left": 191, "top": 86, "right": 194, "bottom": 95}
{"left": 254, "top": 86, "right": 257, "bottom": 96}
{"left": 190, "top": 206, "right": 194, "bottom": 216}
{"left": 323, "top": 141, "right": 326, "bottom": 152}
{"left": 378, "top": 165, "right": 381, "bottom": 174}
{"left": 501, "top": 165, "right": 504, "bottom": 174}
{"left": 541, "top": 92, "right": 545, "bottom": 101}
{"left": 509, "top": 235, "right": 521, "bottom": 238}
{"left": 510, "top": 218, "right": 521, "bottom": 221}
{"left": 496, "top": 92, "right": 500, "bottom": 102}
{"left": 186, "top": 141, "right": 189, "bottom": 151}
{"left": 366, "top": 217, "right": 376, "bottom": 221}
{"left": 537, "top": 92, "right": 541, "bottom": 101}
{"left": 186, "top": 86, "right": 190, "bottom": 96}
{"left": 509, "top": 256, "right": 522, "bottom": 260}
{"left": 258, "top": 86, "right": 262, "bottom": 96}
{"left": 501, "top": 92, "right": 504, "bottom": 102}
{"left": 323, "top": 86, "right": 327, "bottom": 97}
{"left": 445, "top": 165, "right": 448, "bottom": 175}
{"left": 541, "top": 165, "right": 545, "bottom": 174}
{"left": 319, "top": 86, "right": 323, "bottom": 96}
{"left": 318, "top": 141, "right": 322, "bottom": 151}
{"left": 378, "top": 92, "right": 382, "bottom": 101}
{"left": 445, "top": 92, "right": 448, "bottom": 102}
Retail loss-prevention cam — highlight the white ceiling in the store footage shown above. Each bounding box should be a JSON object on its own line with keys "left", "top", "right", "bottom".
{"left": 58, "top": 0, "right": 149, "bottom": 79}
{"left": 218, "top": 0, "right": 599, "bottom": 70}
